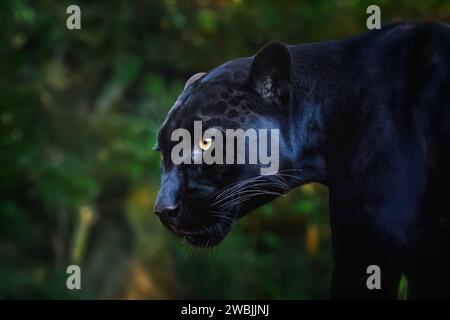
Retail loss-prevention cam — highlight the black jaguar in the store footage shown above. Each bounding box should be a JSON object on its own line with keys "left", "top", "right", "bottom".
{"left": 154, "top": 22, "right": 450, "bottom": 299}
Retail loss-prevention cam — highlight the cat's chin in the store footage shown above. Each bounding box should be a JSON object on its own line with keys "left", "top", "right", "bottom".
{"left": 184, "top": 224, "right": 231, "bottom": 248}
{"left": 160, "top": 218, "right": 232, "bottom": 247}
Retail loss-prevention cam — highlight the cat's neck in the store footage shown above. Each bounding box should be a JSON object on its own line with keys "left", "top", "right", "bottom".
{"left": 286, "top": 40, "right": 347, "bottom": 186}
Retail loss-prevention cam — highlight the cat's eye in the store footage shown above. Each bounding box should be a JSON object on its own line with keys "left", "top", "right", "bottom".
{"left": 199, "top": 138, "right": 212, "bottom": 151}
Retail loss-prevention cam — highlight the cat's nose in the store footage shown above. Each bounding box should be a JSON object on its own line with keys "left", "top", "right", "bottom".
{"left": 155, "top": 205, "right": 179, "bottom": 223}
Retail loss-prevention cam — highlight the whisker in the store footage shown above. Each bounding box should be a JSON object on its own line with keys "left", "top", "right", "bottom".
{"left": 212, "top": 214, "right": 237, "bottom": 227}
{"left": 217, "top": 190, "right": 286, "bottom": 210}
{"left": 212, "top": 174, "right": 265, "bottom": 200}
{"left": 213, "top": 168, "right": 303, "bottom": 202}
{"left": 210, "top": 212, "right": 239, "bottom": 231}
{"left": 211, "top": 181, "right": 286, "bottom": 207}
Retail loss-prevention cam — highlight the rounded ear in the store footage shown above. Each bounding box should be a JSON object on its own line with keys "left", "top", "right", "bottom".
{"left": 184, "top": 72, "right": 206, "bottom": 91}
{"left": 247, "top": 41, "right": 291, "bottom": 104}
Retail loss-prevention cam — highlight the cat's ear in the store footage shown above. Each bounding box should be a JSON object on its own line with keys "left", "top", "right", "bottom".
{"left": 246, "top": 41, "right": 291, "bottom": 104}
{"left": 184, "top": 72, "right": 206, "bottom": 91}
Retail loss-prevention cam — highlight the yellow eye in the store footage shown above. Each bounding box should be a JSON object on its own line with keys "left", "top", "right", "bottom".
{"left": 199, "top": 138, "right": 212, "bottom": 151}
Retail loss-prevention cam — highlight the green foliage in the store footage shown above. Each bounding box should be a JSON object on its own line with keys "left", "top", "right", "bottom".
{"left": 398, "top": 274, "right": 409, "bottom": 300}
{"left": 0, "top": 0, "right": 448, "bottom": 299}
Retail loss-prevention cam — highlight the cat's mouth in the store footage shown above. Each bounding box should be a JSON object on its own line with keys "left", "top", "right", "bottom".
{"left": 184, "top": 227, "right": 230, "bottom": 247}
{"left": 161, "top": 219, "right": 232, "bottom": 248}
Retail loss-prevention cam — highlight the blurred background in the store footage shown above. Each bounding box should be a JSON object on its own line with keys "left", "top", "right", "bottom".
{"left": 0, "top": 0, "right": 449, "bottom": 299}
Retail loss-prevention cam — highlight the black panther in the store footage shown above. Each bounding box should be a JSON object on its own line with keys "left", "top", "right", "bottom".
{"left": 154, "top": 22, "right": 450, "bottom": 299}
